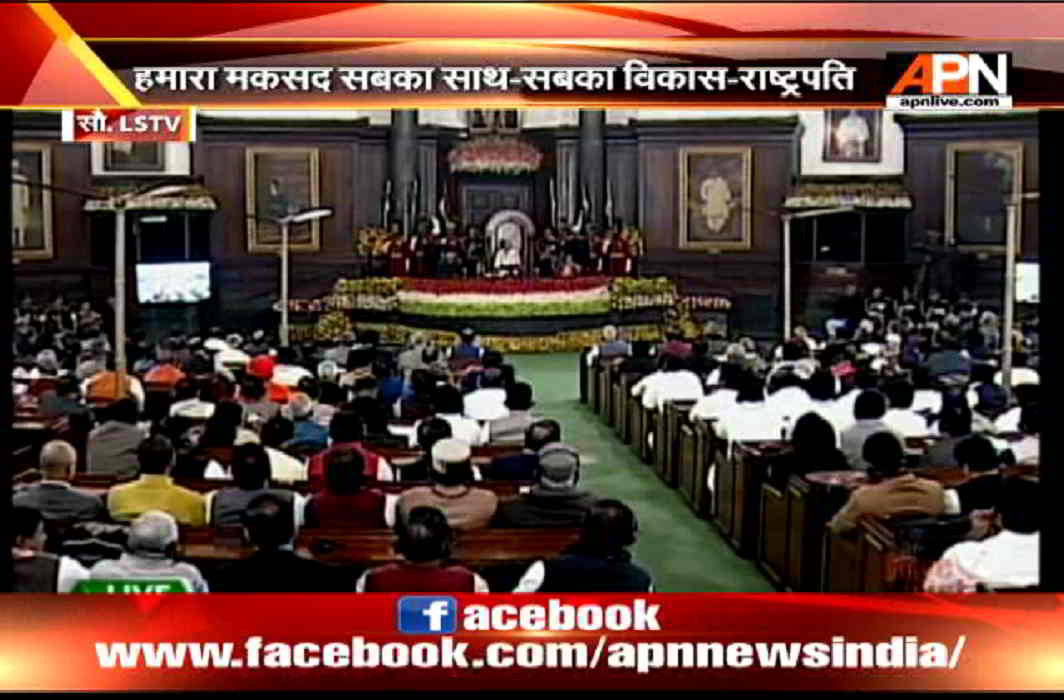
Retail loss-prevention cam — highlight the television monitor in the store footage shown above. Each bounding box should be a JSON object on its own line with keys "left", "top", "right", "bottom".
{"left": 1015, "top": 262, "right": 1039, "bottom": 303}
{"left": 135, "top": 261, "right": 212, "bottom": 304}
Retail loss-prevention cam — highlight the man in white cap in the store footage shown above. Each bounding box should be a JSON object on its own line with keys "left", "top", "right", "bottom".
{"left": 88, "top": 510, "right": 209, "bottom": 592}
{"left": 396, "top": 438, "right": 498, "bottom": 531}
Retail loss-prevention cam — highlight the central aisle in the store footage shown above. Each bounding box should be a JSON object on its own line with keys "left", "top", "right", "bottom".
{"left": 510, "top": 353, "right": 774, "bottom": 593}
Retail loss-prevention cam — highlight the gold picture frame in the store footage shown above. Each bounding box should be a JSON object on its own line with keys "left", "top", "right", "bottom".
{"left": 245, "top": 146, "right": 321, "bottom": 253}
{"left": 678, "top": 146, "right": 752, "bottom": 251}
{"left": 945, "top": 141, "right": 1023, "bottom": 253}
{"left": 12, "top": 143, "right": 53, "bottom": 261}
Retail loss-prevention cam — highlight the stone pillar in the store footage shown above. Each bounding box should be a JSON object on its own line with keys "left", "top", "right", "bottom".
{"left": 389, "top": 109, "right": 419, "bottom": 234}
{"left": 578, "top": 109, "right": 606, "bottom": 227}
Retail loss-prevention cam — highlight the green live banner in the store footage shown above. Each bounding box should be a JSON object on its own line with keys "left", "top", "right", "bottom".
{"left": 73, "top": 579, "right": 190, "bottom": 594}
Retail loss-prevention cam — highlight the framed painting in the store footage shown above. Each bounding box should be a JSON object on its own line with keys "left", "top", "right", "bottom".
{"left": 823, "top": 109, "right": 882, "bottom": 163}
{"left": 12, "top": 143, "right": 53, "bottom": 261}
{"left": 678, "top": 146, "right": 752, "bottom": 251}
{"left": 245, "top": 147, "right": 321, "bottom": 253}
{"left": 103, "top": 142, "right": 166, "bottom": 172}
{"left": 945, "top": 141, "right": 1023, "bottom": 251}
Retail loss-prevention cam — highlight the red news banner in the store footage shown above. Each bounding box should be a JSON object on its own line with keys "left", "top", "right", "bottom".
{"left": 62, "top": 108, "right": 196, "bottom": 143}
{"left": 1, "top": 594, "right": 1062, "bottom": 691}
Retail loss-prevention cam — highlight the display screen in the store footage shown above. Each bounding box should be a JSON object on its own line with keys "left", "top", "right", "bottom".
{"left": 1016, "top": 262, "right": 1039, "bottom": 303}
{"left": 135, "top": 261, "right": 211, "bottom": 304}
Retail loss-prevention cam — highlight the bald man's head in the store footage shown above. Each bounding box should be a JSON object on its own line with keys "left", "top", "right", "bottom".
{"left": 39, "top": 440, "right": 76, "bottom": 480}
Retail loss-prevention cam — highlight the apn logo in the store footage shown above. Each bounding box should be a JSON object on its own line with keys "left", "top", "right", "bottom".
{"left": 397, "top": 596, "right": 458, "bottom": 634}
{"left": 889, "top": 53, "right": 1009, "bottom": 95}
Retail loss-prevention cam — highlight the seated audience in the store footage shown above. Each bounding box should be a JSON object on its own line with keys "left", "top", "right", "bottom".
{"left": 828, "top": 432, "right": 947, "bottom": 534}
{"left": 83, "top": 359, "right": 146, "bottom": 409}
{"left": 308, "top": 410, "right": 392, "bottom": 484}
{"left": 463, "top": 368, "right": 509, "bottom": 421}
{"left": 631, "top": 353, "right": 703, "bottom": 412}
{"left": 14, "top": 439, "right": 105, "bottom": 522}
{"left": 659, "top": 331, "right": 693, "bottom": 359}
{"left": 169, "top": 379, "right": 215, "bottom": 420}
{"left": 451, "top": 327, "right": 484, "bottom": 363}
{"left": 770, "top": 412, "right": 849, "bottom": 486}
{"left": 488, "top": 382, "right": 537, "bottom": 444}
{"left": 259, "top": 415, "right": 307, "bottom": 484}
{"left": 397, "top": 438, "right": 498, "bottom": 531}
{"left": 238, "top": 376, "right": 279, "bottom": 430}
{"left": 395, "top": 369, "right": 437, "bottom": 421}
{"left": 839, "top": 390, "right": 896, "bottom": 471}
{"left": 494, "top": 443, "right": 593, "bottom": 528}
{"left": 994, "top": 383, "right": 1038, "bottom": 434}
{"left": 715, "top": 372, "right": 781, "bottom": 443}
{"left": 86, "top": 398, "right": 146, "bottom": 479}
{"left": 882, "top": 379, "right": 929, "bottom": 438}
{"left": 921, "top": 395, "right": 974, "bottom": 469}
{"left": 356, "top": 506, "right": 489, "bottom": 592}
{"left": 284, "top": 392, "right": 329, "bottom": 452}
{"left": 402, "top": 418, "right": 452, "bottom": 482}
{"left": 305, "top": 448, "right": 387, "bottom": 529}
{"left": 586, "top": 325, "right": 631, "bottom": 365}
{"left": 208, "top": 444, "right": 301, "bottom": 527}
{"left": 271, "top": 347, "right": 313, "bottom": 388}
{"left": 213, "top": 494, "right": 345, "bottom": 592}
{"left": 763, "top": 370, "right": 813, "bottom": 428}
{"left": 924, "top": 477, "right": 1039, "bottom": 592}
{"left": 107, "top": 435, "right": 207, "bottom": 526}
{"left": 487, "top": 418, "right": 560, "bottom": 481}
{"left": 425, "top": 384, "right": 486, "bottom": 446}
{"left": 88, "top": 510, "right": 209, "bottom": 592}
{"left": 11, "top": 505, "right": 89, "bottom": 592}
{"left": 1008, "top": 402, "right": 1039, "bottom": 465}
{"left": 952, "top": 435, "right": 1003, "bottom": 513}
{"left": 514, "top": 499, "right": 653, "bottom": 592}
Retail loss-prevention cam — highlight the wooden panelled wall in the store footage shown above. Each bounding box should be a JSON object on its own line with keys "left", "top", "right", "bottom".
{"left": 13, "top": 112, "right": 1035, "bottom": 335}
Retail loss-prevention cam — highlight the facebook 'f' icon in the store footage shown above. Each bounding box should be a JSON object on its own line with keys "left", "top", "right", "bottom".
{"left": 397, "top": 596, "right": 458, "bottom": 634}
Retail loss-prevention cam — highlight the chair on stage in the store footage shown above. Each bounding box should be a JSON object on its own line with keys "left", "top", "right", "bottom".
{"left": 485, "top": 209, "right": 534, "bottom": 278}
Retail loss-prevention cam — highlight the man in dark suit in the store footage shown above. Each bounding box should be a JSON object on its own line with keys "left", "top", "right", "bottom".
{"left": 494, "top": 443, "right": 593, "bottom": 528}
{"left": 14, "top": 440, "right": 106, "bottom": 522}
{"left": 952, "top": 435, "right": 1003, "bottom": 513}
{"left": 485, "top": 419, "right": 560, "bottom": 481}
{"left": 213, "top": 494, "right": 347, "bottom": 592}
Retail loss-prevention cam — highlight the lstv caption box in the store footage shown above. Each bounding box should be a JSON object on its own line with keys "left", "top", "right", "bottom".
{"left": 61, "top": 107, "right": 197, "bottom": 142}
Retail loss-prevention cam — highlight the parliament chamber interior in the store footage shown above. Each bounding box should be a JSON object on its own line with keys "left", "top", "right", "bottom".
{"left": 8, "top": 107, "right": 1040, "bottom": 593}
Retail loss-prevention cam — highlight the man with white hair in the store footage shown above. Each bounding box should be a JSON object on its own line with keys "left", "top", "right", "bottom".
{"left": 88, "top": 511, "right": 209, "bottom": 592}
{"left": 14, "top": 440, "right": 105, "bottom": 522}
{"left": 285, "top": 392, "right": 329, "bottom": 451}
{"left": 587, "top": 325, "right": 631, "bottom": 365}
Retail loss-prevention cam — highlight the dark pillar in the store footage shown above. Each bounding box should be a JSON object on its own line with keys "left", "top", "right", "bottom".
{"left": 389, "top": 109, "right": 419, "bottom": 234}
{"left": 578, "top": 109, "right": 606, "bottom": 228}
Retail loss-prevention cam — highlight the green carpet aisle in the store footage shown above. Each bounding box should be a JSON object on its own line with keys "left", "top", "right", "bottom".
{"left": 510, "top": 353, "right": 774, "bottom": 593}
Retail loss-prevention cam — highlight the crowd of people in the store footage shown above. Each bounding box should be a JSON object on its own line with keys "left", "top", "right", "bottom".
{"left": 10, "top": 300, "right": 654, "bottom": 593}
{"left": 367, "top": 217, "right": 642, "bottom": 279}
{"left": 9, "top": 281, "right": 1041, "bottom": 593}
{"left": 591, "top": 284, "right": 1040, "bottom": 592}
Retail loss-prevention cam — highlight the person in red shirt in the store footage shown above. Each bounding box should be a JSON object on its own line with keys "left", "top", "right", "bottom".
{"left": 307, "top": 410, "right": 389, "bottom": 487}
{"left": 356, "top": 506, "right": 489, "bottom": 592}
{"left": 248, "top": 354, "right": 290, "bottom": 405}
{"left": 304, "top": 448, "right": 387, "bottom": 529}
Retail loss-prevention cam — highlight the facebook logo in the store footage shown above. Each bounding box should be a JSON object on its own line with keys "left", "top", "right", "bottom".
{"left": 397, "top": 596, "right": 458, "bottom": 634}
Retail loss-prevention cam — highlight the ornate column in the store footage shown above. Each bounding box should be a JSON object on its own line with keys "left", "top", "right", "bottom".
{"left": 389, "top": 109, "right": 419, "bottom": 234}
{"left": 578, "top": 109, "right": 606, "bottom": 227}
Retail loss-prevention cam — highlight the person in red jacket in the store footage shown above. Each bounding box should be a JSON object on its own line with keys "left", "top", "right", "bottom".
{"left": 356, "top": 506, "right": 489, "bottom": 592}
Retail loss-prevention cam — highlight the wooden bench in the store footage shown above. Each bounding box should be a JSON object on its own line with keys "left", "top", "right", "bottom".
{"left": 654, "top": 400, "right": 695, "bottom": 488}
{"left": 578, "top": 349, "right": 590, "bottom": 404}
{"left": 66, "top": 474, "right": 532, "bottom": 498}
{"left": 180, "top": 527, "right": 581, "bottom": 591}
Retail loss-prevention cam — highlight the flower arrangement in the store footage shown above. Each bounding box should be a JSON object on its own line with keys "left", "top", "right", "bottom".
{"left": 609, "top": 277, "right": 677, "bottom": 311}
{"left": 313, "top": 311, "right": 353, "bottom": 341}
{"left": 448, "top": 136, "right": 543, "bottom": 174}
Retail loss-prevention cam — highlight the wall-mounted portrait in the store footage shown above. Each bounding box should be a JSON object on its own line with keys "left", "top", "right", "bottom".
{"left": 245, "top": 147, "right": 321, "bottom": 253}
{"left": 678, "top": 146, "right": 752, "bottom": 251}
{"left": 823, "top": 109, "right": 882, "bottom": 163}
{"left": 12, "top": 144, "right": 53, "bottom": 261}
{"left": 946, "top": 141, "right": 1023, "bottom": 250}
{"left": 467, "top": 109, "right": 520, "bottom": 133}
{"left": 104, "top": 142, "right": 166, "bottom": 172}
